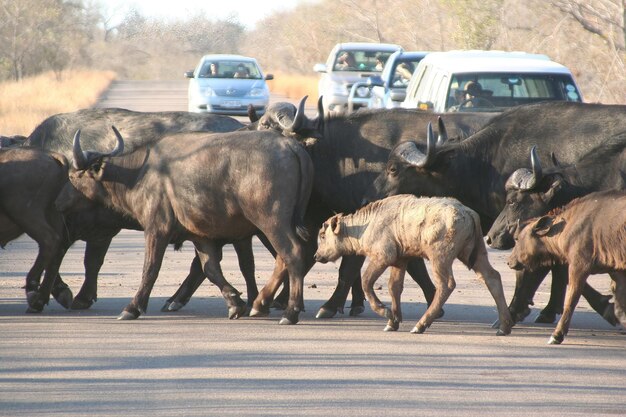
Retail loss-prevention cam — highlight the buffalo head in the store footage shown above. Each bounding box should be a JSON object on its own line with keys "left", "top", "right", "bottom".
{"left": 487, "top": 147, "right": 566, "bottom": 249}
{"left": 362, "top": 118, "right": 449, "bottom": 205}
{"left": 507, "top": 214, "right": 564, "bottom": 272}
{"left": 55, "top": 127, "right": 124, "bottom": 213}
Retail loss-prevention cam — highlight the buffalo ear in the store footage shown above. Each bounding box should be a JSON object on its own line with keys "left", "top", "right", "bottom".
{"left": 330, "top": 215, "right": 343, "bottom": 235}
{"left": 532, "top": 215, "right": 555, "bottom": 236}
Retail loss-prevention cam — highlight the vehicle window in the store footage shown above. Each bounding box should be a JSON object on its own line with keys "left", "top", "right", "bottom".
{"left": 390, "top": 58, "right": 423, "bottom": 88}
{"left": 334, "top": 50, "right": 394, "bottom": 72}
{"left": 413, "top": 65, "right": 433, "bottom": 105}
{"left": 199, "top": 61, "right": 262, "bottom": 79}
{"left": 446, "top": 73, "right": 582, "bottom": 111}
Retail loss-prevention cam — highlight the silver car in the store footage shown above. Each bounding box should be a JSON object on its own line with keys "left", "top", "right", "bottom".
{"left": 185, "top": 54, "right": 273, "bottom": 115}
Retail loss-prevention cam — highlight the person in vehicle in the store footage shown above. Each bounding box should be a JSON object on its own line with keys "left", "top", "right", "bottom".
{"left": 336, "top": 51, "right": 357, "bottom": 70}
{"left": 234, "top": 64, "right": 250, "bottom": 78}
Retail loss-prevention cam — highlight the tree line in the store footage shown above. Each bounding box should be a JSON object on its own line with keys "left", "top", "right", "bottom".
{"left": 1, "top": 0, "right": 624, "bottom": 103}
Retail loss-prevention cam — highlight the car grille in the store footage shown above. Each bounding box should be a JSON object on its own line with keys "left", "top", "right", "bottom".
{"left": 214, "top": 88, "right": 247, "bottom": 98}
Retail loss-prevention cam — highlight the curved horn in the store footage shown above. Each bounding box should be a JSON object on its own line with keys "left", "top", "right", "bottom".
{"left": 315, "top": 95, "right": 325, "bottom": 133}
{"left": 436, "top": 116, "right": 448, "bottom": 146}
{"left": 398, "top": 123, "right": 438, "bottom": 168}
{"left": 529, "top": 146, "right": 542, "bottom": 187}
{"left": 290, "top": 95, "right": 307, "bottom": 132}
{"left": 247, "top": 104, "right": 259, "bottom": 123}
{"left": 72, "top": 130, "right": 89, "bottom": 170}
{"left": 109, "top": 126, "right": 125, "bottom": 157}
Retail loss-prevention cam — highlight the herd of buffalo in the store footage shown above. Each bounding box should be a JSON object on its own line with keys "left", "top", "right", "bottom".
{"left": 1, "top": 96, "right": 625, "bottom": 344}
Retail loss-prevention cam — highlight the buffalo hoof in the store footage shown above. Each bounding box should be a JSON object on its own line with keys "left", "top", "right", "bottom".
{"left": 26, "top": 291, "right": 47, "bottom": 313}
{"left": 548, "top": 333, "right": 564, "bottom": 345}
{"left": 315, "top": 307, "right": 337, "bottom": 319}
{"left": 228, "top": 305, "right": 247, "bottom": 320}
{"left": 383, "top": 324, "right": 397, "bottom": 332}
{"left": 117, "top": 308, "right": 140, "bottom": 320}
{"left": 384, "top": 319, "right": 399, "bottom": 332}
{"left": 602, "top": 303, "right": 618, "bottom": 326}
{"left": 349, "top": 306, "right": 365, "bottom": 317}
{"left": 161, "top": 300, "right": 185, "bottom": 312}
{"left": 535, "top": 311, "right": 558, "bottom": 324}
{"left": 279, "top": 309, "right": 300, "bottom": 325}
{"left": 71, "top": 297, "right": 94, "bottom": 310}
{"left": 249, "top": 306, "right": 270, "bottom": 317}
{"left": 52, "top": 287, "right": 73, "bottom": 309}
{"left": 496, "top": 328, "right": 510, "bottom": 336}
{"left": 410, "top": 323, "right": 427, "bottom": 334}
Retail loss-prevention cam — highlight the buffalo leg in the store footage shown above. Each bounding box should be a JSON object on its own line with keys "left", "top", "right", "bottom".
{"left": 610, "top": 272, "right": 626, "bottom": 325}
{"left": 550, "top": 265, "right": 588, "bottom": 345}
{"left": 361, "top": 261, "right": 391, "bottom": 320}
{"left": 384, "top": 265, "right": 406, "bottom": 332}
{"left": 471, "top": 252, "right": 513, "bottom": 336}
{"left": 535, "top": 264, "right": 568, "bottom": 323}
{"left": 508, "top": 268, "right": 550, "bottom": 323}
{"left": 118, "top": 232, "right": 170, "bottom": 320}
{"left": 161, "top": 253, "right": 206, "bottom": 312}
{"left": 349, "top": 272, "right": 365, "bottom": 316}
{"left": 412, "top": 261, "right": 454, "bottom": 334}
{"left": 72, "top": 238, "right": 113, "bottom": 309}
{"left": 233, "top": 238, "right": 259, "bottom": 307}
{"left": 316, "top": 255, "right": 365, "bottom": 318}
{"left": 193, "top": 241, "right": 247, "bottom": 319}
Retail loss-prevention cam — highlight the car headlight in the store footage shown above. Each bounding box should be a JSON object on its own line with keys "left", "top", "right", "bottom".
{"left": 249, "top": 87, "right": 267, "bottom": 97}
{"left": 355, "top": 86, "right": 370, "bottom": 98}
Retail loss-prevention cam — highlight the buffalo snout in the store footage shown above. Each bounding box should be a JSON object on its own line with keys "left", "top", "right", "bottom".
{"left": 314, "top": 252, "right": 328, "bottom": 264}
{"left": 507, "top": 254, "right": 524, "bottom": 271}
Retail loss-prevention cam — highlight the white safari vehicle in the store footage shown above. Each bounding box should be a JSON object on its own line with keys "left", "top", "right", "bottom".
{"left": 401, "top": 50, "right": 583, "bottom": 113}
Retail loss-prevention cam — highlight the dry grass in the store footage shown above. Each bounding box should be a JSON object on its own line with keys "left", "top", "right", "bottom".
{"left": 0, "top": 69, "right": 116, "bottom": 136}
{"left": 267, "top": 71, "right": 319, "bottom": 101}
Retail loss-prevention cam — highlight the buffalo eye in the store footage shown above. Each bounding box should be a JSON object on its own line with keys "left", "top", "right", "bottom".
{"left": 387, "top": 165, "right": 398, "bottom": 176}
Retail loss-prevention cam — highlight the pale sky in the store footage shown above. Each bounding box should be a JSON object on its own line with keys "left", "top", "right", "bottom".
{"left": 101, "top": 0, "right": 307, "bottom": 29}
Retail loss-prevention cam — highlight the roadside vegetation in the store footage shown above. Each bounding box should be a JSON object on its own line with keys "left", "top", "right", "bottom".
{"left": 0, "top": 0, "right": 623, "bottom": 134}
{"left": 0, "top": 70, "right": 115, "bottom": 135}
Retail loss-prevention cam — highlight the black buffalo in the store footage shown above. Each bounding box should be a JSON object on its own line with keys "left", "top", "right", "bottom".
{"left": 56, "top": 127, "right": 314, "bottom": 325}
{"left": 365, "top": 101, "right": 626, "bottom": 324}
{"left": 0, "top": 147, "right": 70, "bottom": 311}
{"left": 20, "top": 107, "right": 250, "bottom": 311}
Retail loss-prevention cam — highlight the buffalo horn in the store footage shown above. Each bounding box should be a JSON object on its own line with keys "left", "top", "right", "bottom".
{"left": 72, "top": 130, "right": 89, "bottom": 170}
{"left": 436, "top": 116, "right": 448, "bottom": 146}
{"left": 109, "top": 126, "right": 125, "bottom": 157}
{"left": 529, "top": 145, "right": 542, "bottom": 187}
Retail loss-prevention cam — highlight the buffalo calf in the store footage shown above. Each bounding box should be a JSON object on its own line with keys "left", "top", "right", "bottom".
{"left": 508, "top": 189, "right": 626, "bottom": 344}
{"left": 314, "top": 195, "right": 513, "bottom": 335}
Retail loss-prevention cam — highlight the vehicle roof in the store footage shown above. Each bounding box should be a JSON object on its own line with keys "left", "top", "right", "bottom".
{"left": 333, "top": 42, "right": 403, "bottom": 52}
{"left": 418, "top": 50, "right": 573, "bottom": 74}
{"left": 393, "top": 51, "right": 429, "bottom": 59}
{"left": 199, "top": 54, "right": 258, "bottom": 63}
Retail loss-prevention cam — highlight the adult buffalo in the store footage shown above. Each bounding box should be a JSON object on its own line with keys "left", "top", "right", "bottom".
{"left": 56, "top": 127, "right": 314, "bottom": 324}
{"left": 364, "top": 101, "right": 626, "bottom": 324}
{"left": 0, "top": 147, "right": 70, "bottom": 311}
{"left": 20, "top": 107, "right": 249, "bottom": 311}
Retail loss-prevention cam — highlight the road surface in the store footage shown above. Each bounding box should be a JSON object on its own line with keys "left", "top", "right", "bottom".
{"left": 0, "top": 80, "right": 624, "bottom": 417}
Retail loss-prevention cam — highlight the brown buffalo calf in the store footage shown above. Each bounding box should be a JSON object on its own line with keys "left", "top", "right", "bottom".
{"left": 314, "top": 194, "right": 513, "bottom": 335}
{"left": 508, "top": 189, "right": 626, "bottom": 344}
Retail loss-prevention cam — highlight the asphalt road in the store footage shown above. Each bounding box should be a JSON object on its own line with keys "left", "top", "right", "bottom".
{"left": 1, "top": 81, "right": 624, "bottom": 417}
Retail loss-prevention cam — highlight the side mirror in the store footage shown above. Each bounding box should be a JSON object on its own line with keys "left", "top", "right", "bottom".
{"left": 389, "top": 89, "right": 406, "bottom": 102}
{"left": 184, "top": 70, "right": 194, "bottom": 79}
{"left": 366, "top": 75, "right": 384, "bottom": 87}
{"left": 264, "top": 74, "right": 274, "bottom": 81}
{"left": 313, "top": 63, "right": 327, "bottom": 73}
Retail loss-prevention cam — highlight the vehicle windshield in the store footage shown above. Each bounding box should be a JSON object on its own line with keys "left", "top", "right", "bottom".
{"left": 389, "top": 58, "right": 424, "bottom": 88}
{"left": 198, "top": 60, "right": 262, "bottom": 79}
{"left": 446, "top": 73, "right": 581, "bottom": 111}
{"left": 334, "top": 50, "right": 395, "bottom": 72}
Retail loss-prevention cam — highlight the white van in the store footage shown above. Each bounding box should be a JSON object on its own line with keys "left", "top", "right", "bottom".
{"left": 401, "top": 50, "right": 583, "bottom": 113}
